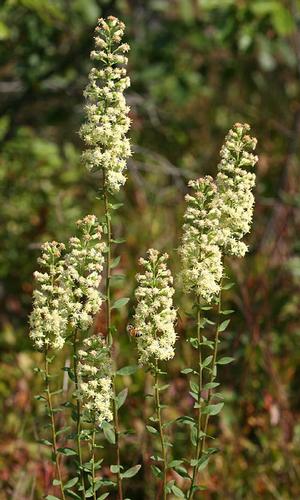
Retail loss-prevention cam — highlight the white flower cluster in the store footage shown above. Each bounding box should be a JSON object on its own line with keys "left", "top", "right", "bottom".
{"left": 78, "top": 335, "right": 113, "bottom": 424}
{"left": 133, "top": 249, "right": 177, "bottom": 366}
{"left": 29, "top": 242, "right": 68, "bottom": 350}
{"left": 64, "top": 215, "right": 106, "bottom": 330}
{"left": 80, "top": 16, "right": 131, "bottom": 193}
{"left": 179, "top": 177, "right": 223, "bottom": 303}
{"left": 216, "top": 123, "right": 258, "bottom": 257}
{"left": 29, "top": 215, "right": 105, "bottom": 351}
{"left": 179, "top": 123, "right": 257, "bottom": 303}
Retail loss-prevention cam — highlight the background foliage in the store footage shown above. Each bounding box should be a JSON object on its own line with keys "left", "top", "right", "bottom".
{"left": 1, "top": 0, "right": 300, "bottom": 498}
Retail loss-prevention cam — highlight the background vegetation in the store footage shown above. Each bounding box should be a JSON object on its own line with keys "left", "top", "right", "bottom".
{"left": 1, "top": 0, "right": 300, "bottom": 498}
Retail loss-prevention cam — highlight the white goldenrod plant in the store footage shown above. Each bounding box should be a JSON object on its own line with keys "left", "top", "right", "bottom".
{"left": 178, "top": 123, "right": 257, "bottom": 499}
{"left": 29, "top": 15, "right": 258, "bottom": 500}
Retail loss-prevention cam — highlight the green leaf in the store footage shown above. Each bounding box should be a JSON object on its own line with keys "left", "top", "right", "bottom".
{"left": 116, "top": 388, "right": 128, "bottom": 410}
{"left": 181, "top": 368, "right": 193, "bottom": 374}
{"left": 98, "top": 494, "right": 110, "bottom": 500}
{"left": 121, "top": 464, "right": 141, "bottom": 478}
{"left": 35, "top": 394, "right": 47, "bottom": 401}
{"left": 203, "top": 382, "right": 220, "bottom": 390}
{"left": 218, "top": 320, "right": 230, "bottom": 332}
{"left": 110, "top": 256, "right": 121, "bottom": 269}
{"left": 116, "top": 365, "right": 138, "bottom": 376}
{"left": 111, "top": 237, "right": 126, "bottom": 244}
{"left": 174, "top": 465, "right": 190, "bottom": 479}
{"left": 217, "top": 357, "right": 234, "bottom": 365}
{"left": 146, "top": 425, "right": 158, "bottom": 434}
{"left": 222, "top": 282, "right": 234, "bottom": 290}
{"left": 171, "top": 484, "right": 185, "bottom": 497}
{"left": 150, "top": 455, "right": 163, "bottom": 462}
{"left": 221, "top": 309, "right": 234, "bottom": 315}
{"left": 189, "top": 380, "right": 199, "bottom": 393}
{"left": 102, "top": 421, "right": 115, "bottom": 444}
{"left": 52, "top": 479, "right": 61, "bottom": 486}
{"left": 38, "top": 439, "right": 52, "bottom": 447}
{"left": 177, "top": 415, "right": 195, "bottom": 425}
{"left": 57, "top": 447, "right": 77, "bottom": 456}
{"left": 67, "top": 489, "right": 81, "bottom": 498}
{"left": 202, "top": 355, "right": 213, "bottom": 368}
{"left": 46, "top": 496, "right": 61, "bottom": 500}
{"left": 151, "top": 465, "right": 162, "bottom": 478}
{"left": 110, "top": 465, "right": 121, "bottom": 473}
{"left": 168, "top": 460, "right": 183, "bottom": 468}
{"left": 159, "top": 384, "right": 170, "bottom": 391}
{"left": 85, "top": 487, "right": 94, "bottom": 498}
{"left": 64, "top": 477, "right": 79, "bottom": 489}
{"left": 203, "top": 402, "right": 224, "bottom": 416}
{"left": 110, "top": 202, "right": 123, "bottom": 210}
{"left": 111, "top": 297, "right": 129, "bottom": 309}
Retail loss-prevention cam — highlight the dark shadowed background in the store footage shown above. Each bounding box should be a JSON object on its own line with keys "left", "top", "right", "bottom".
{"left": 1, "top": 1, "right": 300, "bottom": 498}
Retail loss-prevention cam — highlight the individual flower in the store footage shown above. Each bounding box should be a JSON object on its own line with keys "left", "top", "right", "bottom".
{"left": 64, "top": 215, "right": 106, "bottom": 330}
{"left": 78, "top": 335, "right": 113, "bottom": 424}
{"left": 29, "top": 241, "right": 68, "bottom": 351}
{"left": 80, "top": 16, "right": 131, "bottom": 193}
{"left": 179, "top": 176, "right": 223, "bottom": 303}
{"left": 216, "top": 123, "right": 258, "bottom": 257}
{"left": 133, "top": 249, "right": 177, "bottom": 366}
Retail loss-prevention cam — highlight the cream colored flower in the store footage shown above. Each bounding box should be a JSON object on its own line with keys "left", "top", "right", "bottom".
{"left": 217, "top": 123, "right": 258, "bottom": 257}
{"left": 80, "top": 17, "right": 131, "bottom": 193}
{"left": 179, "top": 176, "right": 223, "bottom": 303}
{"left": 78, "top": 335, "right": 113, "bottom": 424}
{"left": 133, "top": 249, "right": 177, "bottom": 365}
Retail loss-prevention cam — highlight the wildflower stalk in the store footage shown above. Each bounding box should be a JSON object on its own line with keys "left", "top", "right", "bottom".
{"left": 188, "top": 297, "right": 203, "bottom": 500}
{"left": 154, "top": 360, "right": 167, "bottom": 500}
{"left": 44, "top": 353, "right": 66, "bottom": 500}
{"left": 73, "top": 330, "right": 86, "bottom": 499}
{"left": 103, "top": 183, "right": 123, "bottom": 500}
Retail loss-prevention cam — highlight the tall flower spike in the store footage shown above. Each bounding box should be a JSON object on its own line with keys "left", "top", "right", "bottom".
{"left": 216, "top": 123, "right": 258, "bottom": 257}
{"left": 29, "top": 241, "right": 68, "bottom": 351}
{"left": 179, "top": 176, "right": 223, "bottom": 303}
{"left": 80, "top": 16, "right": 131, "bottom": 193}
{"left": 78, "top": 335, "right": 113, "bottom": 424}
{"left": 133, "top": 249, "right": 177, "bottom": 366}
{"left": 64, "top": 215, "right": 106, "bottom": 331}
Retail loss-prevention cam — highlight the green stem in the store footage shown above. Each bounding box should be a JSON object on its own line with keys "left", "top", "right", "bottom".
{"left": 103, "top": 179, "right": 123, "bottom": 500}
{"left": 104, "top": 186, "right": 112, "bottom": 347}
{"left": 44, "top": 353, "right": 66, "bottom": 500}
{"left": 199, "top": 282, "right": 223, "bottom": 458}
{"left": 91, "top": 425, "right": 97, "bottom": 500}
{"left": 154, "top": 360, "right": 167, "bottom": 500}
{"left": 112, "top": 375, "right": 123, "bottom": 500}
{"left": 188, "top": 296, "right": 203, "bottom": 500}
{"left": 73, "top": 330, "right": 86, "bottom": 499}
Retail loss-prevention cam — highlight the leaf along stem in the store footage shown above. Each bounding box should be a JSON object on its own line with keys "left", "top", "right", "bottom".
{"left": 44, "top": 353, "right": 66, "bottom": 500}
{"left": 154, "top": 360, "right": 167, "bottom": 500}
{"left": 103, "top": 179, "right": 123, "bottom": 500}
{"left": 73, "top": 330, "right": 86, "bottom": 499}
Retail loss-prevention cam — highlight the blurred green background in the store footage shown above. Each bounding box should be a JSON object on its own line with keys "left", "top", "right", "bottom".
{"left": 1, "top": 0, "right": 300, "bottom": 498}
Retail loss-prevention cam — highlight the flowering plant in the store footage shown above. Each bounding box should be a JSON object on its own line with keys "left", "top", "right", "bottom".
{"left": 29, "top": 16, "right": 257, "bottom": 500}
